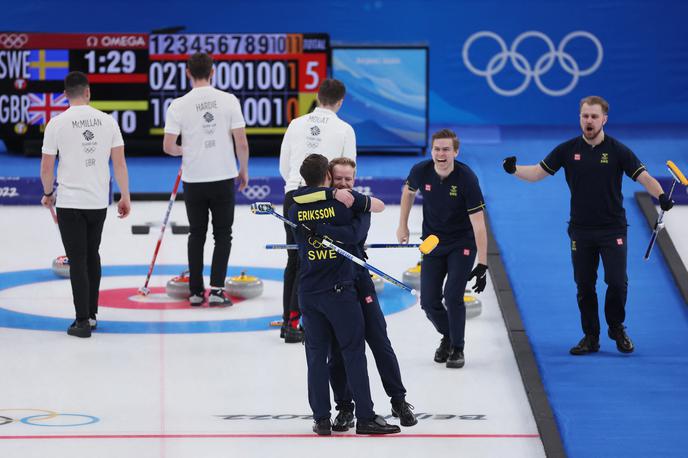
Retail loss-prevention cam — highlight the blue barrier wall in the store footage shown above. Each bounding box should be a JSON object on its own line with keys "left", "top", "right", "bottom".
{"left": 2, "top": 0, "right": 687, "bottom": 126}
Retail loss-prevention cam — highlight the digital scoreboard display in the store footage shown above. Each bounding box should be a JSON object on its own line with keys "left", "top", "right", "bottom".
{"left": 0, "top": 32, "right": 329, "bottom": 155}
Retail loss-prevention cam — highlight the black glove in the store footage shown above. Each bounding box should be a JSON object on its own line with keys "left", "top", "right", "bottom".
{"left": 299, "top": 221, "right": 319, "bottom": 237}
{"left": 468, "top": 263, "right": 488, "bottom": 293}
{"left": 503, "top": 156, "right": 517, "bottom": 174}
{"left": 658, "top": 193, "right": 674, "bottom": 212}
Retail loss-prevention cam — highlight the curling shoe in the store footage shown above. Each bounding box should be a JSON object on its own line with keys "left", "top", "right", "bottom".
{"left": 332, "top": 405, "right": 355, "bottom": 432}
{"left": 356, "top": 415, "right": 401, "bottom": 435}
{"left": 434, "top": 335, "right": 451, "bottom": 363}
{"left": 67, "top": 320, "right": 91, "bottom": 338}
{"left": 189, "top": 293, "right": 205, "bottom": 306}
{"left": 391, "top": 399, "right": 417, "bottom": 426}
{"left": 312, "top": 418, "right": 332, "bottom": 436}
{"left": 608, "top": 326, "right": 634, "bottom": 354}
{"left": 569, "top": 335, "right": 600, "bottom": 355}
{"left": 208, "top": 288, "right": 232, "bottom": 307}
{"left": 446, "top": 348, "right": 465, "bottom": 369}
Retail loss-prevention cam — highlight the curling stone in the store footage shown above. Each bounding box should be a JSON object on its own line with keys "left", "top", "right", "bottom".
{"left": 225, "top": 271, "right": 264, "bottom": 299}
{"left": 402, "top": 262, "right": 421, "bottom": 292}
{"left": 51, "top": 255, "right": 70, "bottom": 278}
{"left": 371, "top": 273, "right": 384, "bottom": 294}
{"left": 166, "top": 271, "right": 191, "bottom": 299}
{"left": 464, "top": 290, "right": 483, "bottom": 319}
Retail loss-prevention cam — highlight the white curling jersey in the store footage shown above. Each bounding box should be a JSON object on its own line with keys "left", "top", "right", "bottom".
{"left": 279, "top": 107, "right": 356, "bottom": 193}
{"left": 41, "top": 104, "right": 124, "bottom": 209}
{"left": 164, "top": 86, "right": 245, "bottom": 183}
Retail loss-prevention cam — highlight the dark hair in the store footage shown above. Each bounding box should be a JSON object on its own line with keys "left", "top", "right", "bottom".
{"left": 431, "top": 128, "right": 460, "bottom": 151}
{"left": 579, "top": 95, "right": 609, "bottom": 115}
{"left": 64, "top": 71, "right": 89, "bottom": 98}
{"left": 317, "top": 79, "right": 346, "bottom": 106}
{"left": 187, "top": 52, "right": 213, "bottom": 80}
{"left": 300, "top": 154, "right": 330, "bottom": 186}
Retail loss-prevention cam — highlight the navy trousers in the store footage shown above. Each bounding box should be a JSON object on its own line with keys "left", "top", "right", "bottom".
{"left": 300, "top": 286, "right": 375, "bottom": 422}
{"left": 568, "top": 226, "right": 628, "bottom": 336}
{"left": 329, "top": 271, "right": 406, "bottom": 408}
{"left": 420, "top": 243, "right": 476, "bottom": 350}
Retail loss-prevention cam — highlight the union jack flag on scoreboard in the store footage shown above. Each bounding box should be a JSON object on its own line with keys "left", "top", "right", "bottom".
{"left": 28, "top": 92, "right": 69, "bottom": 125}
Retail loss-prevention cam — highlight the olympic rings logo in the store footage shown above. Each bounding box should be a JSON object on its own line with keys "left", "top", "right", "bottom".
{"left": 307, "top": 236, "right": 325, "bottom": 249}
{"left": 0, "top": 409, "right": 100, "bottom": 427}
{"left": 0, "top": 33, "right": 29, "bottom": 49}
{"left": 462, "top": 30, "right": 603, "bottom": 97}
{"left": 241, "top": 185, "right": 271, "bottom": 200}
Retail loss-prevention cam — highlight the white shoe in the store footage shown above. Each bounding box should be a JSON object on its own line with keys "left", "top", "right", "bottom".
{"left": 189, "top": 293, "right": 205, "bottom": 306}
{"left": 208, "top": 288, "right": 232, "bottom": 307}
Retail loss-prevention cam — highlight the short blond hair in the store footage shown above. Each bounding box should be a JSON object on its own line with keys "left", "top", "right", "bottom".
{"left": 329, "top": 157, "right": 356, "bottom": 176}
{"left": 580, "top": 95, "right": 609, "bottom": 115}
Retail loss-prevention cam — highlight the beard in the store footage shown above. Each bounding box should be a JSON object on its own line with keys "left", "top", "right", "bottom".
{"left": 583, "top": 126, "right": 602, "bottom": 140}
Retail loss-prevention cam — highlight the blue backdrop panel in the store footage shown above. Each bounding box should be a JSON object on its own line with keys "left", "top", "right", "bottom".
{"left": 332, "top": 48, "right": 427, "bottom": 151}
{"left": 2, "top": 0, "right": 687, "bottom": 126}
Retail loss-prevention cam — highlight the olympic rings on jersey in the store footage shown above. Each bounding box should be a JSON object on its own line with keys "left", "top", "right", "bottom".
{"left": 462, "top": 30, "right": 603, "bottom": 97}
{"left": 0, "top": 33, "right": 29, "bottom": 49}
{"left": 0, "top": 408, "right": 100, "bottom": 427}
{"left": 241, "top": 184, "right": 271, "bottom": 200}
{"left": 307, "top": 236, "right": 326, "bottom": 249}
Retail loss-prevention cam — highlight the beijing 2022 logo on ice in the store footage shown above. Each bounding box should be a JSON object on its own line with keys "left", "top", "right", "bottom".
{"left": 462, "top": 31, "right": 603, "bottom": 96}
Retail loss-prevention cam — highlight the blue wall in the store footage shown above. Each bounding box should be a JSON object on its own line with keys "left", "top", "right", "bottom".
{"left": 3, "top": 0, "right": 687, "bottom": 125}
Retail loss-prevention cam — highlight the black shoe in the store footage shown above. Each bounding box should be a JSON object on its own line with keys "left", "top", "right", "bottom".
{"left": 569, "top": 335, "right": 600, "bottom": 355}
{"left": 446, "top": 348, "right": 465, "bottom": 368}
{"left": 332, "top": 405, "right": 355, "bottom": 432}
{"left": 391, "top": 399, "right": 417, "bottom": 427}
{"left": 608, "top": 326, "right": 634, "bottom": 353}
{"left": 284, "top": 326, "right": 304, "bottom": 343}
{"left": 67, "top": 320, "right": 91, "bottom": 338}
{"left": 208, "top": 289, "right": 232, "bottom": 307}
{"left": 279, "top": 321, "right": 287, "bottom": 339}
{"left": 312, "top": 418, "right": 331, "bottom": 436}
{"left": 434, "top": 335, "right": 451, "bottom": 363}
{"left": 356, "top": 415, "right": 401, "bottom": 435}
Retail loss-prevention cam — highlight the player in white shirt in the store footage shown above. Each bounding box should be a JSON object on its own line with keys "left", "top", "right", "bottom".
{"left": 163, "top": 52, "right": 249, "bottom": 307}
{"left": 278, "top": 78, "right": 356, "bottom": 343}
{"left": 40, "top": 71, "right": 131, "bottom": 338}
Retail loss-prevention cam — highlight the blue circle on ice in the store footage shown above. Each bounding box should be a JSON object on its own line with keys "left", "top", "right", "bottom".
{"left": 0, "top": 265, "right": 416, "bottom": 334}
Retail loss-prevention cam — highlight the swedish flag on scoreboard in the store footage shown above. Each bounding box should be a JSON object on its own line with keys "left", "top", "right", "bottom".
{"left": 28, "top": 50, "right": 69, "bottom": 81}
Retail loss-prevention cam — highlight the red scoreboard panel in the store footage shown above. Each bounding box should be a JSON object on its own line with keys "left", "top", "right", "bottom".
{"left": 0, "top": 32, "right": 329, "bottom": 155}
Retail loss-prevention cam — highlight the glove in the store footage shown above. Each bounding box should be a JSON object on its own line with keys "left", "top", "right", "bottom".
{"left": 658, "top": 193, "right": 674, "bottom": 212}
{"left": 468, "top": 263, "right": 488, "bottom": 293}
{"left": 503, "top": 156, "right": 517, "bottom": 174}
{"left": 299, "top": 221, "right": 319, "bottom": 237}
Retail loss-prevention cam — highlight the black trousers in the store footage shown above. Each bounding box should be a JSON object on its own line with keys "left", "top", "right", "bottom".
{"left": 183, "top": 178, "right": 235, "bottom": 295}
{"left": 568, "top": 226, "right": 628, "bottom": 336}
{"left": 282, "top": 190, "right": 300, "bottom": 320}
{"left": 56, "top": 207, "right": 107, "bottom": 321}
{"left": 420, "top": 242, "right": 476, "bottom": 350}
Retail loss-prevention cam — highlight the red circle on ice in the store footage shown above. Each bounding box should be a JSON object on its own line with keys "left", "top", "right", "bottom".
{"left": 98, "top": 287, "right": 245, "bottom": 310}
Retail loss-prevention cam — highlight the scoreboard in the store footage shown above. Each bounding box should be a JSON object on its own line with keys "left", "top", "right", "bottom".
{"left": 0, "top": 32, "right": 329, "bottom": 155}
